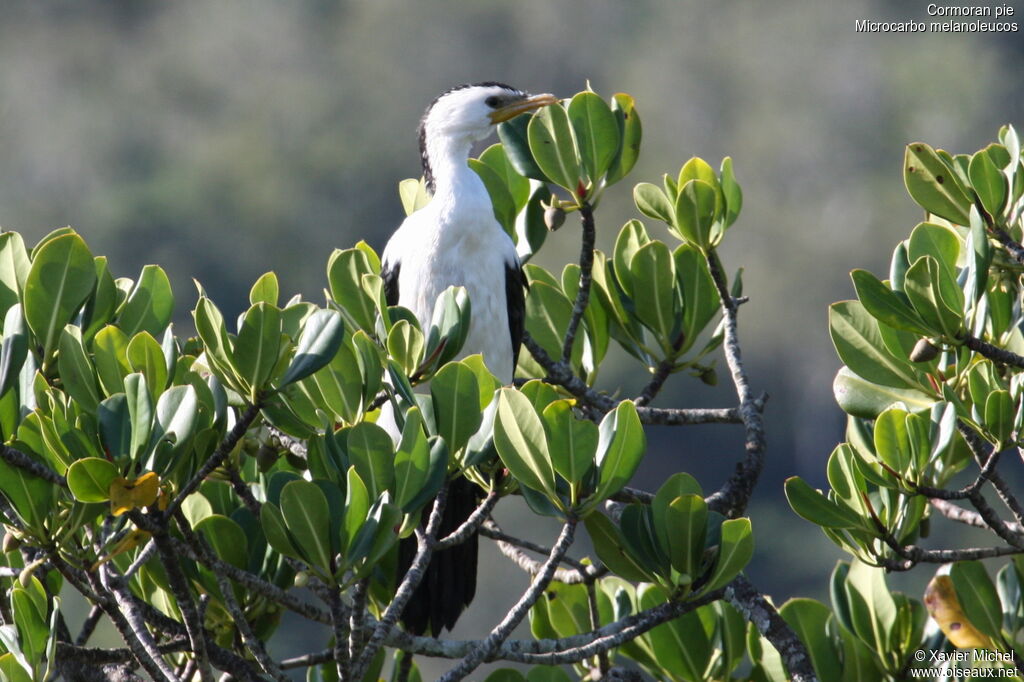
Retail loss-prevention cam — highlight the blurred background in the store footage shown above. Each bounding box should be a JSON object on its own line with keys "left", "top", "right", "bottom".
{"left": 1, "top": 0, "right": 1022, "bottom": 677}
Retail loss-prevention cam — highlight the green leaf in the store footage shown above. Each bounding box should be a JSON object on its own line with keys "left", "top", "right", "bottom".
{"left": 720, "top": 156, "right": 743, "bottom": 227}
{"left": 57, "top": 325, "right": 102, "bottom": 412}
{"left": 196, "top": 514, "right": 249, "bottom": 570}
{"left": 567, "top": 91, "right": 619, "bottom": 181}
{"left": 125, "top": 373, "right": 153, "bottom": 461}
{"left": 784, "top": 477, "right": 864, "bottom": 530}
{"left": 969, "top": 149, "right": 1008, "bottom": 217}
{"left": 630, "top": 241, "right": 677, "bottom": 344}
{"left": 844, "top": 560, "right": 897, "bottom": 655}
{"left": 665, "top": 494, "right": 707, "bottom": 581}
{"left": 249, "top": 271, "right": 279, "bottom": 306}
{"left": 0, "top": 232, "right": 30, "bottom": 320}
{"left": 593, "top": 400, "right": 645, "bottom": 501}
{"left": 903, "top": 255, "right": 962, "bottom": 338}
{"left": 23, "top": 232, "right": 96, "bottom": 359}
{"left": 0, "top": 304, "right": 29, "bottom": 399}
{"left": 493, "top": 388, "right": 558, "bottom": 502}
{"left": 606, "top": 93, "right": 642, "bottom": 185}
{"left": 706, "top": 517, "right": 755, "bottom": 591}
{"left": 907, "top": 222, "right": 959, "bottom": 284}
{"left": 633, "top": 183, "right": 674, "bottom": 226}
{"left": 984, "top": 389, "right": 1014, "bottom": 447}
{"left": 126, "top": 331, "right": 168, "bottom": 403}
{"left": 828, "top": 301, "right": 919, "bottom": 389}
{"left": 541, "top": 400, "right": 597, "bottom": 489}
{"left": 430, "top": 361, "right": 483, "bottom": 455}
{"left": 778, "top": 599, "right": 844, "bottom": 682}
{"left": 583, "top": 512, "right": 653, "bottom": 582}
{"left": 260, "top": 502, "right": 302, "bottom": 561}
{"left": 479, "top": 144, "right": 531, "bottom": 214}
{"left": 98, "top": 394, "right": 131, "bottom": 459}
{"left": 850, "top": 270, "right": 933, "bottom": 335}
{"left": 469, "top": 158, "right": 518, "bottom": 237}
{"left": 498, "top": 113, "right": 548, "bottom": 182}
{"left": 279, "top": 309, "right": 345, "bottom": 388}
{"left": 387, "top": 319, "right": 425, "bottom": 377}
{"left": 346, "top": 422, "right": 394, "bottom": 499}
{"left": 393, "top": 407, "right": 431, "bottom": 511}
{"left": 280, "top": 479, "right": 333, "bottom": 572}
{"left": 676, "top": 245, "right": 718, "bottom": 353}
{"left": 674, "top": 179, "right": 717, "bottom": 249}
{"left": 327, "top": 248, "right": 378, "bottom": 332}
{"left": 0, "top": 653, "right": 32, "bottom": 682}
{"left": 10, "top": 585, "right": 47, "bottom": 665}
{"left": 66, "top": 457, "right": 118, "bottom": 503}
{"left": 527, "top": 103, "right": 580, "bottom": 192}
{"left": 398, "top": 178, "right": 431, "bottom": 216}
{"left": 116, "top": 265, "right": 174, "bottom": 338}
{"left": 904, "top": 143, "right": 972, "bottom": 225}
{"left": 150, "top": 385, "right": 199, "bottom": 471}
{"left": 833, "top": 366, "right": 936, "bottom": 418}
{"left": 234, "top": 302, "right": 283, "bottom": 396}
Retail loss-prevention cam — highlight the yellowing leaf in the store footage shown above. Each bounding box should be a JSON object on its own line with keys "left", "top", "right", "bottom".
{"left": 109, "top": 472, "right": 160, "bottom": 516}
{"left": 924, "top": 575, "right": 990, "bottom": 649}
{"left": 91, "top": 529, "right": 151, "bottom": 570}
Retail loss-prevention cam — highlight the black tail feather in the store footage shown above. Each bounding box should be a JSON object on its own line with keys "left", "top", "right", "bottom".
{"left": 397, "top": 476, "right": 480, "bottom": 636}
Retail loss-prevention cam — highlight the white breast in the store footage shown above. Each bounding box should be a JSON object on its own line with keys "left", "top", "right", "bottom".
{"left": 382, "top": 199, "right": 518, "bottom": 384}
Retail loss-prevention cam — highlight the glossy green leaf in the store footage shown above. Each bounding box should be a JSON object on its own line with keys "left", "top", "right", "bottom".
{"left": 66, "top": 457, "right": 118, "bottom": 503}
{"left": 280, "top": 479, "right": 333, "bottom": 572}
{"left": 23, "top": 232, "right": 96, "bottom": 359}
{"left": 706, "top": 517, "right": 754, "bottom": 591}
{"left": 196, "top": 514, "right": 249, "bottom": 570}
{"left": 904, "top": 255, "right": 962, "bottom": 338}
{"left": 674, "top": 179, "right": 717, "bottom": 249}
{"left": 984, "top": 389, "right": 1014, "bottom": 447}
{"left": 567, "top": 91, "right": 619, "bottom": 181}
{"left": 0, "top": 232, "right": 30, "bottom": 321}
{"left": 527, "top": 103, "right": 580, "bottom": 192}
{"left": 124, "top": 373, "right": 152, "bottom": 460}
{"left": 260, "top": 502, "right": 302, "bottom": 561}
{"left": 493, "top": 387, "right": 558, "bottom": 501}
{"left": 720, "top": 157, "right": 743, "bottom": 227}
{"left": 594, "top": 400, "right": 645, "bottom": 501}
{"left": 630, "top": 241, "right": 677, "bottom": 343}
{"left": 828, "top": 301, "right": 919, "bottom": 389}
{"left": 606, "top": 93, "right": 642, "bottom": 185}
{"left": 234, "top": 302, "right": 283, "bottom": 396}
{"left": 430, "top": 360, "right": 483, "bottom": 455}
{"left": 393, "top": 407, "right": 431, "bottom": 511}
{"left": 498, "top": 113, "right": 548, "bottom": 182}
{"left": 150, "top": 384, "right": 199, "bottom": 470}
{"left": 116, "top": 265, "right": 174, "bottom": 338}
{"left": 57, "top": 325, "right": 102, "bottom": 412}
{"left": 327, "top": 248, "right": 378, "bottom": 332}
{"left": 398, "top": 178, "right": 431, "bottom": 216}
{"left": 387, "top": 319, "right": 424, "bottom": 377}
{"left": 850, "top": 270, "right": 933, "bottom": 335}
{"left": 832, "top": 367, "right": 936, "bottom": 418}
{"left": 346, "top": 422, "right": 394, "bottom": 499}
{"left": 665, "top": 494, "right": 707, "bottom": 580}
{"left": 583, "top": 511, "right": 653, "bottom": 582}
{"left": 279, "top": 309, "right": 344, "bottom": 388}
{"left": 969, "top": 149, "right": 1008, "bottom": 218}
{"left": 779, "top": 599, "right": 843, "bottom": 682}
{"left": 904, "top": 143, "right": 972, "bottom": 225}
{"left": 0, "top": 304, "right": 28, "bottom": 399}
{"left": 479, "top": 144, "right": 531, "bottom": 214}
{"left": 126, "top": 331, "right": 168, "bottom": 403}
{"left": 785, "top": 476, "right": 864, "bottom": 530}
{"left": 633, "top": 183, "right": 674, "bottom": 226}
{"left": 249, "top": 271, "right": 279, "bottom": 306}
{"left": 469, "top": 158, "right": 518, "bottom": 237}
{"left": 541, "top": 400, "right": 597, "bottom": 488}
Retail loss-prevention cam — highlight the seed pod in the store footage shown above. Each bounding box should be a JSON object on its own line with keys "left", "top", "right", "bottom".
{"left": 700, "top": 368, "right": 718, "bottom": 386}
{"left": 294, "top": 571, "right": 310, "bottom": 588}
{"left": 2, "top": 531, "right": 21, "bottom": 553}
{"left": 909, "top": 338, "right": 939, "bottom": 363}
{"left": 544, "top": 206, "right": 566, "bottom": 231}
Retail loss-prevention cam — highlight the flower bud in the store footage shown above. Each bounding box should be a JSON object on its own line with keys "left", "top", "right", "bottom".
{"left": 909, "top": 338, "right": 939, "bottom": 363}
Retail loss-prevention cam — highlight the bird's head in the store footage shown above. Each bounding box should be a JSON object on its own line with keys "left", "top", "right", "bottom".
{"left": 419, "top": 82, "right": 558, "bottom": 145}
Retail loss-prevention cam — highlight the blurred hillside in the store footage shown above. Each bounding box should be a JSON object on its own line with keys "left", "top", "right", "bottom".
{"left": 2, "top": 0, "right": 1023, "bottom": 675}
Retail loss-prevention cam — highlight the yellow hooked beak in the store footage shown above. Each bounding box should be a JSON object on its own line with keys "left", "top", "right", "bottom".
{"left": 489, "top": 93, "right": 559, "bottom": 124}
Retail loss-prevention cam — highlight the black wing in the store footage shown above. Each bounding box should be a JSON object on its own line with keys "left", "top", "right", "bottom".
{"left": 382, "top": 259, "right": 401, "bottom": 308}
{"left": 505, "top": 259, "right": 527, "bottom": 369}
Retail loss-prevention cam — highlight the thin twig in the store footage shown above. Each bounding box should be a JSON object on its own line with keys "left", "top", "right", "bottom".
{"left": 435, "top": 490, "right": 499, "bottom": 550}
{"left": 0, "top": 444, "right": 67, "bottom": 487}
{"left": 438, "top": 519, "right": 577, "bottom": 681}
{"left": 213, "top": 568, "right": 290, "bottom": 682}
{"left": 634, "top": 357, "right": 675, "bottom": 407}
{"left": 165, "top": 401, "right": 262, "bottom": 519}
{"left": 703, "top": 249, "right": 767, "bottom": 518}
{"left": 562, "top": 202, "right": 596, "bottom": 363}
{"left": 961, "top": 333, "right": 1024, "bottom": 369}
{"left": 75, "top": 605, "right": 105, "bottom": 646}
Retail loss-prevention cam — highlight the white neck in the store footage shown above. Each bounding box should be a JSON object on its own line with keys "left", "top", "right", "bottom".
{"left": 425, "top": 134, "right": 491, "bottom": 215}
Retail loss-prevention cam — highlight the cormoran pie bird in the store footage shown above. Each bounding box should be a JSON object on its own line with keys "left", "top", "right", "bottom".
{"left": 381, "top": 83, "right": 557, "bottom": 636}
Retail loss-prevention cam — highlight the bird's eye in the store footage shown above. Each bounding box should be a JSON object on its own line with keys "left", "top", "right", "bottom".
{"left": 484, "top": 96, "right": 501, "bottom": 108}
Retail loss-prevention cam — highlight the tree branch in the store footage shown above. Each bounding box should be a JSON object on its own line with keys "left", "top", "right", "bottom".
{"left": 562, "top": 202, "right": 596, "bottom": 363}
{"left": 727, "top": 576, "right": 817, "bottom": 681}
{"left": 0, "top": 444, "right": 68, "bottom": 487}
{"left": 438, "top": 519, "right": 577, "bottom": 681}
{"left": 634, "top": 357, "right": 675, "bottom": 407}
{"left": 961, "top": 333, "right": 1024, "bottom": 369}
{"left": 435, "top": 490, "right": 499, "bottom": 550}
{"left": 703, "top": 250, "right": 767, "bottom": 518}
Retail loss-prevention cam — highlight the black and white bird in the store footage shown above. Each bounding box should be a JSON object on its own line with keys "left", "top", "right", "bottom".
{"left": 381, "top": 82, "right": 556, "bottom": 635}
